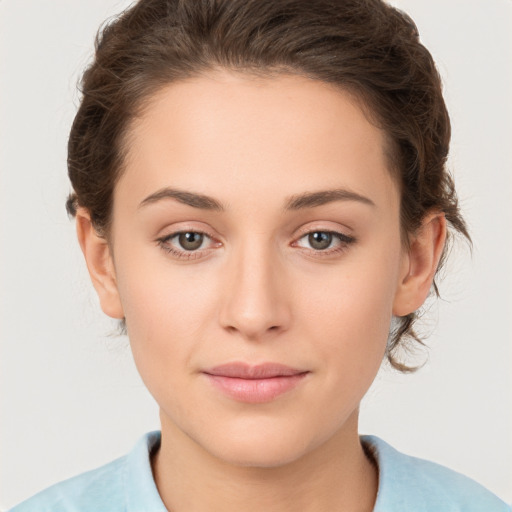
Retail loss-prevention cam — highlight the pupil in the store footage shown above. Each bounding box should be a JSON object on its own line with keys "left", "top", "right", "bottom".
{"left": 309, "top": 232, "right": 332, "bottom": 250}
{"left": 179, "top": 232, "right": 203, "bottom": 251}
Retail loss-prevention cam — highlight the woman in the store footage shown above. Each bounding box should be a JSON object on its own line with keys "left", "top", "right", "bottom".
{"left": 7, "top": 0, "right": 510, "bottom": 510}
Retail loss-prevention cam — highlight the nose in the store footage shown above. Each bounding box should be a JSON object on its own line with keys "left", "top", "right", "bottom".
{"left": 218, "top": 241, "right": 291, "bottom": 341}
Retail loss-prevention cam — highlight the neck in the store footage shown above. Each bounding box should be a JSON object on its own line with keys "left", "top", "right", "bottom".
{"left": 152, "top": 411, "right": 378, "bottom": 512}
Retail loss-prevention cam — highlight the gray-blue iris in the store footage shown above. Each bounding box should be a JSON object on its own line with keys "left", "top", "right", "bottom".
{"left": 179, "top": 232, "right": 204, "bottom": 251}
{"left": 308, "top": 232, "right": 332, "bottom": 250}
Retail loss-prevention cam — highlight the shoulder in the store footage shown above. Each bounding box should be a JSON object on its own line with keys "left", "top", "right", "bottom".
{"left": 8, "top": 431, "right": 166, "bottom": 512}
{"left": 8, "top": 456, "right": 127, "bottom": 512}
{"left": 362, "top": 435, "right": 511, "bottom": 512}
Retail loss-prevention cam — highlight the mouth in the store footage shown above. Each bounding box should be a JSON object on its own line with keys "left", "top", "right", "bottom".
{"left": 202, "top": 362, "right": 309, "bottom": 403}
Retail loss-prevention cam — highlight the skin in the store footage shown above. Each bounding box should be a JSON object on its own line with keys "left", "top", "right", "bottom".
{"left": 77, "top": 71, "right": 446, "bottom": 512}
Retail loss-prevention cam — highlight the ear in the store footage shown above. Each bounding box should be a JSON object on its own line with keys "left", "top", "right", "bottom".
{"left": 393, "top": 211, "right": 447, "bottom": 317}
{"left": 75, "top": 208, "right": 124, "bottom": 319}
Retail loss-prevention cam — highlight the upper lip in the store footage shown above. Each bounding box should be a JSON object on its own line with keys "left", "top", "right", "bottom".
{"left": 203, "top": 362, "right": 308, "bottom": 379}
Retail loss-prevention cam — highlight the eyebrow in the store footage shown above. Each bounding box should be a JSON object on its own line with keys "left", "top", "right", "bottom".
{"left": 285, "top": 189, "right": 375, "bottom": 210}
{"left": 139, "top": 188, "right": 224, "bottom": 211}
{"left": 138, "top": 187, "right": 374, "bottom": 212}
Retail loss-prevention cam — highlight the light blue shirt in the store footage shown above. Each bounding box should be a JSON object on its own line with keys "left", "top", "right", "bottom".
{"left": 9, "top": 431, "right": 510, "bottom": 511}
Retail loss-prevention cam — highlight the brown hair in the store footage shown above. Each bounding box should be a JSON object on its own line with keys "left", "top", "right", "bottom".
{"left": 67, "top": 0, "right": 470, "bottom": 371}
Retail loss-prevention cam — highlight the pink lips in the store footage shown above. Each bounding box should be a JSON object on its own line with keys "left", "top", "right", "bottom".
{"left": 202, "top": 363, "right": 309, "bottom": 403}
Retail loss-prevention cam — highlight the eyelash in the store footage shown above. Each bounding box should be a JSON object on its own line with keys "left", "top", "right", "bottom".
{"left": 156, "top": 229, "right": 356, "bottom": 260}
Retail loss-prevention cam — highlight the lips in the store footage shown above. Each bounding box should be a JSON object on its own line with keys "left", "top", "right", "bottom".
{"left": 202, "top": 363, "right": 309, "bottom": 403}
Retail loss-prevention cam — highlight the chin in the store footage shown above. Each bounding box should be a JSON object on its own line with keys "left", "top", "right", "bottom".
{"left": 198, "top": 418, "right": 326, "bottom": 469}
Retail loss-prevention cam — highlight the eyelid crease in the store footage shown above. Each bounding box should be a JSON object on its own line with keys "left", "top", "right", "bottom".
{"left": 155, "top": 222, "right": 220, "bottom": 241}
{"left": 293, "top": 222, "right": 356, "bottom": 241}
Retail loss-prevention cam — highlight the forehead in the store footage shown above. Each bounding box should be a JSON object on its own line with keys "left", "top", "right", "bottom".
{"left": 118, "top": 71, "right": 398, "bottom": 213}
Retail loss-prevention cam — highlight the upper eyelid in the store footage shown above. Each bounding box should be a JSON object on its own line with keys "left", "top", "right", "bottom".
{"left": 293, "top": 219, "right": 354, "bottom": 234}
{"left": 161, "top": 229, "right": 210, "bottom": 239}
{"left": 294, "top": 227, "right": 355, "bottom": 241}
{"left": 294, "top": 231, "right": 354, "bottom": 245}
{"left": 158, "top": 226, "right": 217, "bottom": 241}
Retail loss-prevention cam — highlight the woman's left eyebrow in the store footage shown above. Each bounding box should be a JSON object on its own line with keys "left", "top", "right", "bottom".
{"left": 284, "top": 189, "right": 375, "bottom": 210}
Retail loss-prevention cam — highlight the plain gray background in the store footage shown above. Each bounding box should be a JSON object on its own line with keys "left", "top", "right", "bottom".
{"left": 1, "top": 0, "right": 511, "bottom": 508}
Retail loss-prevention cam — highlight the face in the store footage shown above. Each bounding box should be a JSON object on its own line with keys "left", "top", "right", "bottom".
{"left": 94, "top": 72, "right": 413, "bottom": 467}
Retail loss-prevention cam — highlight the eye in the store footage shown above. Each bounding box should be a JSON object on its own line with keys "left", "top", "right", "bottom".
{"left": 295, "top": 230, "right": 355, "bottom": 252}
{"left": 157, "top": 230, "right": 219, "bottom": 259}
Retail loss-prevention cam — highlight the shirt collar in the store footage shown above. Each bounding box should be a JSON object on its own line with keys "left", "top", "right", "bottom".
{"left": 125, "top": 431, "right": 167, "bottom": 512}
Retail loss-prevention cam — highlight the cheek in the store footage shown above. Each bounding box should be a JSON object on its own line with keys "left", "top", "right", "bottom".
{"left": 296, "top": 245, "right": 401, "bottom": 377}
{"left": 113, "top": 248, "right": 220, "bottom": 383}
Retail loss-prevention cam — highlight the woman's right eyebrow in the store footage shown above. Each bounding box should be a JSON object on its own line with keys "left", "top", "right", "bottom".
{"left": 139, "top": 188, "right": 225, "bottom": 211}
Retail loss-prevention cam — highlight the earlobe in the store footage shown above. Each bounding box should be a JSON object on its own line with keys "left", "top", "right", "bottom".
{"left": 392, "top": 212, "right": 447, "bottom": 317}
{"left": 76, "top": 209, "right": 124, "bottom": 319}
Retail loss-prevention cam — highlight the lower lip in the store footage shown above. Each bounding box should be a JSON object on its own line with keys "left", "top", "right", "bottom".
{"left": 204, "top": 373, "right": 308, "bottom": 403}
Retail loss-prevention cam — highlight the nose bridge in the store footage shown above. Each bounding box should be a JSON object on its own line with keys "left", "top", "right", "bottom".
{"left": 219, "top": 235, "right": 290, "bottom": 339}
